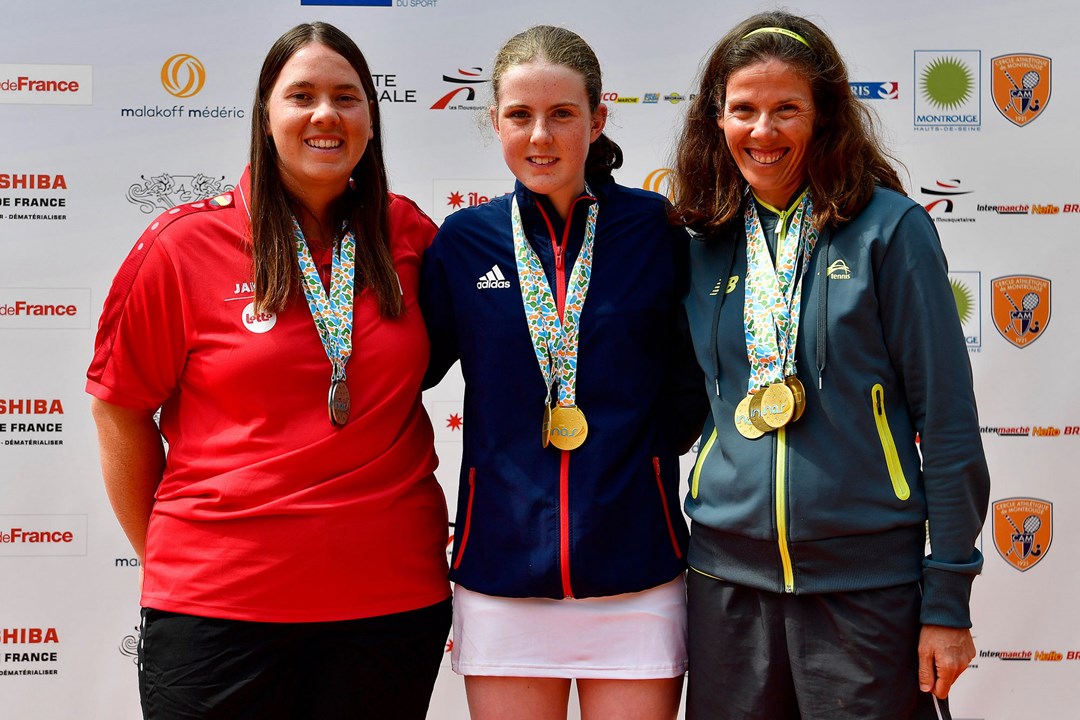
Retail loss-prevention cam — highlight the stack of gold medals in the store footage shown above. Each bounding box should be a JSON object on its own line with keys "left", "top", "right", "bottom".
{"left": 734, "top": 191, "right": 818, "bottom": 440}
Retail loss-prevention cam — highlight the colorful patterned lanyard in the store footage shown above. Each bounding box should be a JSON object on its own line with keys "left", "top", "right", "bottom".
{"left": 511, "top": 192, "right": 597, "bottom": 409}
{"left": 293, "top": 218, "right": 356, "bottom": 391}
{"left": 742, "top": 192, "right": 818, "bottom": 392}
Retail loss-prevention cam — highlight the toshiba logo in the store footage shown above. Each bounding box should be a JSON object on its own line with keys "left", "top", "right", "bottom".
{"left": 0, "top": 628, "right": 59, "bottom": 644}
{"left": 0, "top": 399, "right": 64, "bottom": 415}
{"left": 0, "top": 174, "right": 67, "bottom": 190}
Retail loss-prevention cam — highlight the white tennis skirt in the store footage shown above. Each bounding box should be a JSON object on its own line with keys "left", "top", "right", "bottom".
{"left": 451, "top": 574, "right": 687, "bottom": 679}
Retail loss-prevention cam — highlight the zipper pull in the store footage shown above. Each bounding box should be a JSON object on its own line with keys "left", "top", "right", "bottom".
{"left": 554, "top": 245, "right": 564, "bottom": 271}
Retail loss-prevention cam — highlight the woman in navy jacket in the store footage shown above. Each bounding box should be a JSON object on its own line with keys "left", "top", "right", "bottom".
{"left": 421, "top": 24, "right": 705, "bottom": 720}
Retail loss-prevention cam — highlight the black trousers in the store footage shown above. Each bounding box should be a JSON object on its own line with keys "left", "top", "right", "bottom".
{"left": 686, "top": 571, "right": 952, "bottom": 720}
{"left": 138, "top": 598, "right": 452, "bottom": 720}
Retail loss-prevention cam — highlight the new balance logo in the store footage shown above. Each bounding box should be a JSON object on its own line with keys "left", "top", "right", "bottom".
{"left": 477, "top": 265, "right": 512, "bottom": 289}
{"left": 710, "top": 275, "right": 739, "bottom": 296}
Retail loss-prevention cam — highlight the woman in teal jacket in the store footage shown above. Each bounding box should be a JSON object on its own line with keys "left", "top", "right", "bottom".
{"left": 672, "top": 11, "right": 990, "bottom": 720}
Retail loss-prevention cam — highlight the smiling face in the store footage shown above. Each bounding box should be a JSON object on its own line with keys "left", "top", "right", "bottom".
{"left": 720, "top": 58, "right": 816, "bottom": 208}
{"left": 491, "top": 60, "right": 606, "bottom": 219}
{"left": 265, "top": 42, "right": 373, "bottom": 208}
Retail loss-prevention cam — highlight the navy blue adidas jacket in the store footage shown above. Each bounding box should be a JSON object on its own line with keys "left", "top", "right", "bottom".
{"left": 421, "top": 179, "right": 706, "bottom": 599}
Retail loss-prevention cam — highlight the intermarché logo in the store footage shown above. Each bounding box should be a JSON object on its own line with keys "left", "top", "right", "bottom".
{"left": 161, "top": 54, "right": 205, "bottom": 98}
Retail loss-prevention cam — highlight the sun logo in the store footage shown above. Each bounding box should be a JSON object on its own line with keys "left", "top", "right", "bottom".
{"left": 950, "top": 277, "right": 974, "bottom": 324}
{"left": 920, "top": 56, "right": 973, "bottom": 110}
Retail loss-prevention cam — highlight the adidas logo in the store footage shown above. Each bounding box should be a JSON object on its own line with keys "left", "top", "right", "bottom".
{"left": 477, "top": 264, "right": 512, "bottom": 289}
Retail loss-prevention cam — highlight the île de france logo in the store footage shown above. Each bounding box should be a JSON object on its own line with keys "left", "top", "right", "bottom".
{"left": 993, "top": 497, "right": 1052, "bottom": 572}
{"left": 991, "top": 275, "right": 1050, "bottom": 348}
{"left": 991, "top": 54, "right": 1051, "bottom": 127}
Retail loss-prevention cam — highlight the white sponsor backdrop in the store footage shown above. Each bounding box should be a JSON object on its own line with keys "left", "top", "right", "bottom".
{"left": 1, "top": 1, "right": 1076, "bottom": 717}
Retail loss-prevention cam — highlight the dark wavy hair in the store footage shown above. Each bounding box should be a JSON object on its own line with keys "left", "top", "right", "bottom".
{"left": 490, "top": 25, "right": 622, "bottom": 185}
{"left": 249, "top": 22, "right": 402, "bottom": 317}
{"left": 672, "top": 11, "right": 904, "bottom": 234}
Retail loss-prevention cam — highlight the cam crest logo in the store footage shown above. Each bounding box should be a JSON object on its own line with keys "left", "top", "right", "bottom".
{"left": 991, "top": 275, "right": 1050, "bottom": 348}
{"left": 991, "top": 54, "right": 1050, "bottom": 127}
{"left": 993, "top": 497, "right": 1052, "bottom": 572}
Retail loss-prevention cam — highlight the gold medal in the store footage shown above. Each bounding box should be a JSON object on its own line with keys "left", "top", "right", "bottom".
{"left": 541, "top": 404, "right": 552, "bottom": 448}
{"left": 548, "top": 405, "right": 588, "bottom": 450}
{"left": 328, "top": 380, "right": 350, "bottom": 426}
{"left": 734, "top": 394, "right": 765, "bottom": 439}
{"left": 747, "top": 391, "right": 772, "bottom": 432}
{"left": 757, "top": 382, "right": 795, "bottom": 429}
{"left": 785, "top": 375, "right": 806, "bottom": 423}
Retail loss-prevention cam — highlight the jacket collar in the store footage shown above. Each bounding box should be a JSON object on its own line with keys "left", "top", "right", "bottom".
{"left": 512, "top": 178, "right": 604, "bottom": 231}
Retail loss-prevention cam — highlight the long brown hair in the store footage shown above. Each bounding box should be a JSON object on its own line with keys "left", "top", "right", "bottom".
{"left": 249, "top": 22, "right": 403, "bottom": 317}
{"left": 672, "top": 11, "right": 904, "bottom": 234}
{"left": 491, "top": 25, "right": 622, "bottom": 185}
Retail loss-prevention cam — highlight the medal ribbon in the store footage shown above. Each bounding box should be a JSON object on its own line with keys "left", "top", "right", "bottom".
{"left": 742, "top": 192, "right": 818, "bottom": 392}
{"left": 293, "top": 218, "right": 356, "bottom": 382}
{"left": 511, "top": 192, "right": 598, "bottom": 407}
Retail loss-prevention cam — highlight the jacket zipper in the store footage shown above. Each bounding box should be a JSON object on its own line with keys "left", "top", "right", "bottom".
{"left": 755, "top": 192, "right": 807, "bottom": 592}
{"left": 872, "top": 384, "right": 911, "bottom": 500}
{"left": 775, "top": 426, "right": 795, "bottom": 592}
{"left": 452, "top": 468, "right": 476, "bottom": 570}
{"left": 535, "top": 196, "right": 594, "bottom": 599}
{"left": 695, "top": 424, "right": 795, "bottom": 590}
{"left": 653, "top": 457, "right": 683, "bottom": 558}
{"left": 756, "top": 189, "right": 808, "bottom": 252}
{"left": 690, "top": 427, "right": 718, "bottom": 499}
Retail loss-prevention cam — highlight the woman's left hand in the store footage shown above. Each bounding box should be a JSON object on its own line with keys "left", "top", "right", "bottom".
{"left": 917, "top": 624, "right": 976, "bottom": 698}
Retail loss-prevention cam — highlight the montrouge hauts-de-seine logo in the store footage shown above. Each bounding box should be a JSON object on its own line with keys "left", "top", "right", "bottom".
{"left": 991, "top": 54, "right": 1051, "bottom": 127}
{"left": 949, "top": 270, "right": 981, "bottom": 352}
{"left": 991, "top": 275, "right": 1050, "bottom": 349}
{"left": 992, "top": 497, "right": 1052, "bottom": 572}
{"left": 914, "top": 51, "right": 980, "bottom": 130}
